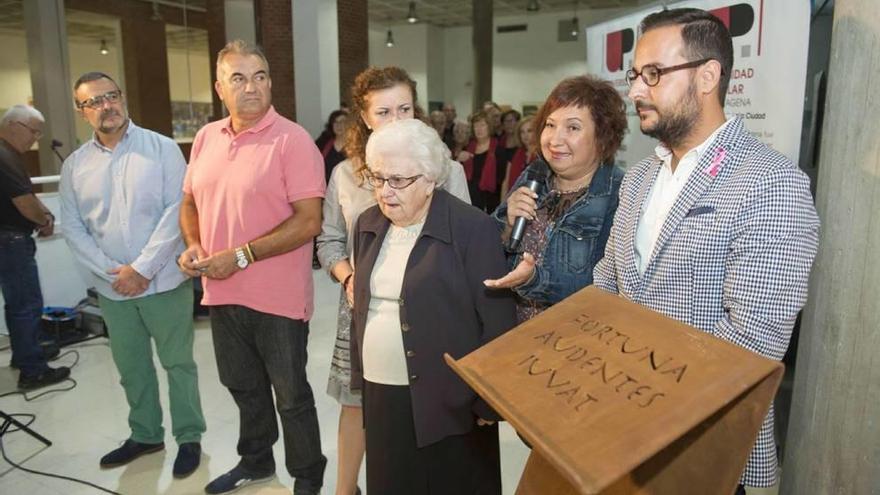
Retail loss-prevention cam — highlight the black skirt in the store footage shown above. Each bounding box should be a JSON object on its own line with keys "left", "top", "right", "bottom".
{"left": 363, "top": 380, "right": 502, "bottom": 495}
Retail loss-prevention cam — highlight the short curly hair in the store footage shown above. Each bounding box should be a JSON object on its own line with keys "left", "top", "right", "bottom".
{"left": 532, "top": 75, "right": 627, "bottom": 164}
{"left": 344, "top": 66, "right": 425, "bottom": 179}
{"left": 365, "top": 119, "right": 450, "bottom": 187}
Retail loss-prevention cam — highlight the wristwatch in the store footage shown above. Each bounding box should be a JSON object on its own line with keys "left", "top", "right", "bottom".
{"left": 234, "top": 247, "right": 249, "bottom": 269}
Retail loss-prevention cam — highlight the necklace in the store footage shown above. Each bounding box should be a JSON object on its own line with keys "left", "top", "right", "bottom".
{"left": 553, "top": 172, "right": 594, "bottom": 194}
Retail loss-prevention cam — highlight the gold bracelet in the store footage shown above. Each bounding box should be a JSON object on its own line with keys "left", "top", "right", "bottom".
{"left": 244, "top": 242, "right": 256, "bottom": 263}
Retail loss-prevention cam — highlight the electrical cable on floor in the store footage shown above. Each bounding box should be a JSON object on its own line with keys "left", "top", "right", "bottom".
{"left": 0, "top": 426, "right": 123, "bottom": 495}
{"left": 0, "top": 352, "right": 124, "bottom": 494}
{"left": 0, "top": 350, "right": 80, "bottom": 400}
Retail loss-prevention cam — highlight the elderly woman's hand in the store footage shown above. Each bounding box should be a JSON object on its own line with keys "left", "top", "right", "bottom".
{"left": 505, "top": 186, "right": 538, "bottom": 227}
{"left": 483, "top": 252, "right": 537, "bottom": 289}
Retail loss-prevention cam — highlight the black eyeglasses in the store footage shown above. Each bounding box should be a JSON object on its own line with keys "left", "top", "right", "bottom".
{"left": 76, "top": 90, "right": 122, "bottom": 110}
{"left": 365, "top": 171, "right": 423, "bottom": 189}
{"left": 16, "top": 121, "right": 42, "bottom": 139}
{"left": 625, "top": 58, "right": 714, "bottom": 87}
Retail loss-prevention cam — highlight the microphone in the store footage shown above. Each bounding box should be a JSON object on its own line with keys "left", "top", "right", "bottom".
{"left": 51, "top": 139, "right": 67, "bottom": 163}
{"left": 507, "top": 158, "right": 550, "bottom": 252}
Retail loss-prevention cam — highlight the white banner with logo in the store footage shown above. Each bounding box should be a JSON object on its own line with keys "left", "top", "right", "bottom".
{"left": 586, "top": 0, "right": 810, "bottom": 168}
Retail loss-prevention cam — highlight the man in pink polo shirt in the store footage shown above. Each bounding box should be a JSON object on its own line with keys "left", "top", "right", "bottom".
{"left": 178, "top": 40, "right": 326, "bottom": 495}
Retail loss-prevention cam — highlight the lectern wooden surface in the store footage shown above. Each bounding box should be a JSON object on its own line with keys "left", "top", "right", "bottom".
{"left": 446, "top": 286, "right": 783, "bottom": 495}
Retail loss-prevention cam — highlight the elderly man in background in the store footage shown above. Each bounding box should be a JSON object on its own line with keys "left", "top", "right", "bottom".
{"left": 60, "top": 71, "right": 205, "bottom": 477}
{"left": 0, "top": 105, "right": 70, "bottom": 390}
{"left": 178, "top": 40, "right": 327, "bottom": 495}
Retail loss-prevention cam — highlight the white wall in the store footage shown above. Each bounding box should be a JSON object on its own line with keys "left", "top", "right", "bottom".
{"left": 292, "top": 0, "right": 341, "bottom": 138}
{"left": 0, "top": 33, "right": 32, "bottom": 112}
{"left": 368, "top": 24, "right": 429, "bottom": 111}
{"left": 317, "top": 0, "right": 341, "bottom": 124}
{"left": 425, "top": 24, "right": 445, "bottom": 108}
{"left": 374, "top": 8, "right": 631, "bottom": 117}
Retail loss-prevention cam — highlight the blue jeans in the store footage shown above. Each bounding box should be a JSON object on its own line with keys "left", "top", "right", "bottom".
{"left": 210, "top": 305, "right": 326, "bottom": 492}
{"left": 0, "top": 231, "right": 49, "bottom": 377}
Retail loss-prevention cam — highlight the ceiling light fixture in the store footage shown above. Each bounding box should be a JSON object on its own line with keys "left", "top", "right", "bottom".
{"left": 99, "top": 39, "right": 109, "bottom": 55}
{"left": 407, "top": 1, "right": 418, "bottom": 24}
{"left": 570, "top": 1, "right": 579, "bottom": 38}
{"left": 526, "top": 0, "right": 540, "bottom": 12}
{"left": 385, "top": 29, "right": 395, "bottom": 47}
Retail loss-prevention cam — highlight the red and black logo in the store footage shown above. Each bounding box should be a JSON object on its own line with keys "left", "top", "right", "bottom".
{"left": 605, "top": 28, "right": 634, "bottom": 72}
{"left": 709, "top": 3, "right": 755, "bottom": 37}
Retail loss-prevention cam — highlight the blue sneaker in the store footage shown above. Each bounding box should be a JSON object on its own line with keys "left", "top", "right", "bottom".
{"left": 204, "top": 466, "right": 274, "bottom": 494}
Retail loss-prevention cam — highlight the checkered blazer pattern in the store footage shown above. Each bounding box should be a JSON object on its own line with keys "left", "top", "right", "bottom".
{"left": 593, "top": 117, "right": 820, "bottom": 487}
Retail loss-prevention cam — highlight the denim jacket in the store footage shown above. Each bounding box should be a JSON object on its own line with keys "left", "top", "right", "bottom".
{"left": 491, "top": 162, "right": 623, "bottom": 305}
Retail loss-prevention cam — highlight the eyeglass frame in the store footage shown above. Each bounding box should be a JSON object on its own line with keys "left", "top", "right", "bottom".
{"left": 364, "top": 170, "right": 424, "bottom": 190}
{"left": 16, "top": 121, "right": 43, "bottom": 139}
{"left": 75, "top": 90, "right": 123, "bottom": 110}
{"left": 625, "top": 58, "right": 717, "bottom": 88}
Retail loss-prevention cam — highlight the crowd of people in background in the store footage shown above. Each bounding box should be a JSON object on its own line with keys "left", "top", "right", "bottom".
{"left": 0, "top": 7, "right": 821, "bottom": 495}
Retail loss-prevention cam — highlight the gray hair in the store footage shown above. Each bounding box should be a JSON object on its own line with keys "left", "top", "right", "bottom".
{"left": 365, "top": 119, "right": 451, "bottom": 186}
{"left": 216, "top": 39, "right": 269, "bottom": 80}
{"left": 1, "top": 105, "right": 45, "bottom": 126}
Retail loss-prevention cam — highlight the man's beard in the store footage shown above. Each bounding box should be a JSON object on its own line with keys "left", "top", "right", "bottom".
{"left": 638, "top": 82, "right": 700, "bottom": 149}
{"left": 98, "top": 109, "right": 126, "bottom": 133}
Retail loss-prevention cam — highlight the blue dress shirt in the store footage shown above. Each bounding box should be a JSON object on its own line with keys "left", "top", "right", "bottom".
{"left": 60, "top": 121, "right": 188, "bottom": 301}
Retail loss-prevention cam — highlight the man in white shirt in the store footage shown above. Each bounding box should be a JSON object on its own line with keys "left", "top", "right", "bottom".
{"left": 593, "top": 8, "right": 820, "bottom": 492}
{"left": 60, "top": 72, "right": 205, "bottom": 478}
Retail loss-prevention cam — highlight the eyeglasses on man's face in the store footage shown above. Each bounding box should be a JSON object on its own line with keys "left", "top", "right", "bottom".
{"left": 625, "top": 58, "right": 715, "bottom": 87}
{"left": 76, "top": 90, "right": 123, "bottom": 110}
{"left": 365, "top": 170, "right": 423, "bottom": 190}
{"left": 16, "top": 121, "right": 42, "bottom": 139}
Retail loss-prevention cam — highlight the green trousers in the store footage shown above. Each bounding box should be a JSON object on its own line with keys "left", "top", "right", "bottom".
{"left": 98, "top": 280, "right": 206, "bottom": 445}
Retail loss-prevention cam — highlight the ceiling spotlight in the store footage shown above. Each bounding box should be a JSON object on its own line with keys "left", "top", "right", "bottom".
{"left": 526, "top": 0, "right": 540, "bottom": 12}
{"left": 407, "top": 1, "right": 418, "bottom": 24}
{"left": 99, "top": 39, "right": 109, "bottom": 55}
{"left": 385, "top": 29, "right": 395, "bottom": 47}
{"left": 571, "top": 17, "right": 579, "bottom": 37}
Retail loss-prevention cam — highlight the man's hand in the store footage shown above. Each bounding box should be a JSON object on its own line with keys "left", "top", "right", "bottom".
{"left": 178, "top": 244, "right": 208, "bottom": 277}
{"left": 108, "top": 265, "right": 150, "bottom": 297}
{"left": 193, "top": 248, "right": 240, "bottom": 280}
{"left": 476, "top": 418, "right": 496, "bottom": 426}
{"left": 36, "top": 213, "right": 54, "bottom": 237}
{"left": 483, "top": 252, "right": 537, "bottom": 289}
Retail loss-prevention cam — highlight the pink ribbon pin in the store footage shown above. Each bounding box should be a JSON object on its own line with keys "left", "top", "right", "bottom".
{"left": 704, "top": 147, "right": 726, "bottom": 178}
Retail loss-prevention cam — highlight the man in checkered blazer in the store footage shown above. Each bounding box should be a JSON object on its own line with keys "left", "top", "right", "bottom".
{"left": 593, "top": 8, "right": 820, "bottom": 491}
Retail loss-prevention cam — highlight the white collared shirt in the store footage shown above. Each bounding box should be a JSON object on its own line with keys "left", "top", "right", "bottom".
{"left": 634, "top": 119, "right": 733, "bottom": 274}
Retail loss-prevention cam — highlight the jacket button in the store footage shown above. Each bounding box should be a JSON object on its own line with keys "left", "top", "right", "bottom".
{"left": 406, "top": 350, "right": 415, "bottom": 358}
{"left": 401, "top": 323, "right": 410, "bottom": 332}
{"left": 410, "top": 374, "right": 418, "bottom": 381}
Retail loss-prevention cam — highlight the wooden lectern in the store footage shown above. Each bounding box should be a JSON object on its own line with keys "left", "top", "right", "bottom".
{"left": 446, "top": 286, "right": 783, "bottom": 495}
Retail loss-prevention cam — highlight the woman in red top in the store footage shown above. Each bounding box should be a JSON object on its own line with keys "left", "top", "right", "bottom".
{"left": 456, "top": 111, "right": 498, "bottom": 212}
{"left": 500, "top": 115, "right": 536, "bottom": 199}
{"left": 316, "top": 109, "right": 349, "bottom": 184}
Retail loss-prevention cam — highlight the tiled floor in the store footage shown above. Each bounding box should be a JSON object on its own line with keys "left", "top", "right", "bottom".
{"left": 0, "top": 271, "right": 531, "bottom": 495}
